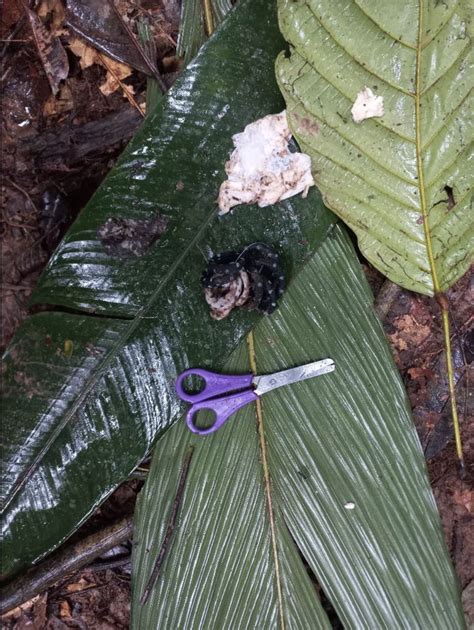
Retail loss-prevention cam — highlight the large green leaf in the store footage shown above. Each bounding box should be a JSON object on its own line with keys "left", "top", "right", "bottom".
{"left": 132, "top": 226, "right": 463, "bottom": 628}
{"left": 276, "top": 0, "right": 473, "bottom": 295}
{"left": 0, "top": 0, "right": 336, "bottom": 579}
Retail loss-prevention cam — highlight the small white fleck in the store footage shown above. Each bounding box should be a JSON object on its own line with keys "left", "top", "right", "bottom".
{"left": 344, "top": 501, "right": 356, "bottom": 510}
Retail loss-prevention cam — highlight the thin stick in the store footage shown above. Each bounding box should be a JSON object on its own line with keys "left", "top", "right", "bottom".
{"left": 437, "top": 295, "right": 464, "bottom": 473}
{"left": 1, "top": 283, "right": 33, "bottom": 291}
{"left": 106, "top": 0, "right": 168, "bottom": 94}
{"left": 0, "top": 14, "right": 26, "bottom": 59}
{"left": 140, "top": 446, "right": 194, "bottom": 605}
{"left": 202, "top": 0, "right": 215, "bottom": 37}
{"left": 0, "top": 516, "right": 133, "bottom": 615}
{"left": 415, "top": 2, "right": 463, "bottom": 470}
{"left": 98, "top": 53, "right": 145, "bottom": 118}
{"left": 1, "top": 220, "right": 38, "bottom": 230}
{"left": 247, "top": 332, "right": 286, "bottom": 630}
{"left": 4, "top": 177, "right": 40, "bottom": 215}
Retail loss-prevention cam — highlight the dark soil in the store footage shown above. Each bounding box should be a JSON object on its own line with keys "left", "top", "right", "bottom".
{"left": 1, "top": 1, "right": 472, "bottom": 627}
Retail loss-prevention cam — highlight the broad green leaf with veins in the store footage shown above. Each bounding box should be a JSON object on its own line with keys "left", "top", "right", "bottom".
{"left": 276, "top": 0, "right": 473, "bottom": 295}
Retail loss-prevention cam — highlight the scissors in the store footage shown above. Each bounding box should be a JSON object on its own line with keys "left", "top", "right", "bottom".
{"left": 176, "top": 359, "right": 335, "bottom": 435}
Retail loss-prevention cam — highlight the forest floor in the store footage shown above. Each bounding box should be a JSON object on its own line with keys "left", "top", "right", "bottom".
{"left": 1, "top": 1, "right": 473, "bottom": 627}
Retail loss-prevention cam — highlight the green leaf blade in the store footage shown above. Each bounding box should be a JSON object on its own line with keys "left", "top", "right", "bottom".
{"left": 276, "top": 0, "right": 474, "bottom": 295}
{"left": 132, "top": 225, "right": 463, "bottom": 627}
{"left": 132, "top": 362, "right": 331, "bottom": 629}
{"left": 1, "top": 0, "right": 336, "bottom": 579}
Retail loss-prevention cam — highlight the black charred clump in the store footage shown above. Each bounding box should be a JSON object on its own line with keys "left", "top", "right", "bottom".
{"left": 97, "top": 214, "right": 168, "bottom": 257}
{"left": 201, "top": 243, "right": 285, "bottom": 320}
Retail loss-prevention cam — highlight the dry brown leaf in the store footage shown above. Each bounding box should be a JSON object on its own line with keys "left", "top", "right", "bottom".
{"left": 66, "top": 577, "right": 93, "bottom": 593}
{"left": 59, "top": 599, "right": 72, "bottom": 618}
{"left": 389, "top": 314, "right": 432, "bottom": 355}
{"left": 0, "top": 593, "right": 47, "bottom": 625}
{"left": 26, "top": 8, "right": 69, "bottom": 95}
{"left": 0, "top": 595, "right": 39, "bottom": 620}
{"left": 453, "top": 488, "right": 474, "bottom": 514}
{"left": 68, "top": 37, "right": 133, "bottom": 96}
{"left": 389, "top": 334, "right": 408, "bottom": 352}
{"left": 99, "top": 58, "right": 134, "bottom": 96}
{"left": 43, "top": 84, "right": 74, "bottom": 117}
{"left": 37, "top": 0, "right": 66, "bottom": 35}
{"left": 407, "top": 366, "right": 435, "bottom": 381}
{"left": 68, "top": 37, "right": 98, "bottom": 69}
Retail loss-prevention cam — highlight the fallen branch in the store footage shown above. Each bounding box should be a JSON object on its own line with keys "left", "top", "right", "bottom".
{"left": 0, "top": 516, "right": 133, "bottom": 615}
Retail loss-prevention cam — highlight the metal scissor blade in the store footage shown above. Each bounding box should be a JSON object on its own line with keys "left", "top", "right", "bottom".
{"left": 253, "top": 359, "right": 335, "bottom": 396}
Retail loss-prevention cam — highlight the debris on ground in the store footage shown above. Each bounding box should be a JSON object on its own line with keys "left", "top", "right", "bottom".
{"left": 370, "top": 267, "right": 474, "bottom": 590}
{"left": 217, "top": 111, "right": 314, "bottom": 214}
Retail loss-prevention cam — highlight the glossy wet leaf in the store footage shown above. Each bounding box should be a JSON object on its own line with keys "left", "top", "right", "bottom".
{"left": 66, "top": 0, "right": 157, "bottom": 76}
{"left": 276, "top": 0, "right": 473, "bottom": 295}
{"left": 1, "top": 0, "right": 335, "bottom": 579}
{"left": 132, "top": 227, "right": 463, "bottom": 628}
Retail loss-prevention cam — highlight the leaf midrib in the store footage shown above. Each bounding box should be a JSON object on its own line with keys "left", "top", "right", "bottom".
{"left": 247, "top": 331, "right": 286, "bottom": 630}
{"left": 415, "top": 0, "right": 441, "bottom": 295}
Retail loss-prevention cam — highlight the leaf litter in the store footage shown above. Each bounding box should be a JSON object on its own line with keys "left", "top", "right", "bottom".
{"left": 25, "top": 7, "right": 69, "bottom": 95}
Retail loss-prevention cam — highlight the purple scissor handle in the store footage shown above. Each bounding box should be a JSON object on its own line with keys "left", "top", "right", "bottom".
{"left": 175, "top": 368, "right": 257, "bottom": 435}
{"left": 176, "top": 358, "right": 336, "bottom": 436}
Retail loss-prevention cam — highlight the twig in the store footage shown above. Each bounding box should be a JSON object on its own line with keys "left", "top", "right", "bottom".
{"left": 0, "top": 15, "right": 27, "bottom": 59}
{"left": 106, "top": 0, "right": 168, "bottom": 94}
{"left": 1, "top": 220, "right": 39, "bottom": 230}
{"left": 140, "top": 446, "right": 194, "bottom": 605}
{"left": 1, "top": 66, "right": 12, "bottom": 82}
{"left": 1, "top": 283, "right": 33, "bottom": 291}
{"left": 88, "top": 553, "right": 131, "bottom": 572}
{"left": 0, "top": 516, "right": 133, "bottom": 615}
{"left": 436, "top": 294, "right": 464, "bottom": 474}
{"left": 97, "top": 52, "right": 145, "bottom": 118}
{"left": 201, "top": 0, "right": 215, "bottom": 37}
{"left": 4, "top": 177, "right": 40, "bottom": 215}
